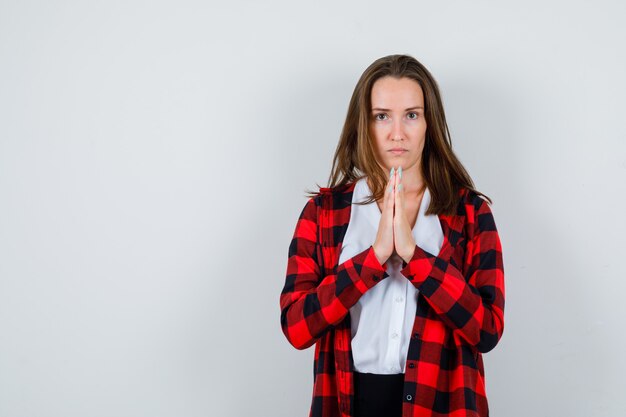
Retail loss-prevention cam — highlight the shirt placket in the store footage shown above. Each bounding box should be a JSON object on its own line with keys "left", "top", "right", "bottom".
{"left": 383, "top": 264, "right": 406, "bottom": 373}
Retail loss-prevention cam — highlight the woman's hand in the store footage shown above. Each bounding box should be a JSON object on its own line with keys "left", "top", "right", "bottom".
{"left": 371, "top": 168, "right": 396, "bottom": 266}
{"left": 392, "top": 167, "right": 417, "bottom": 264}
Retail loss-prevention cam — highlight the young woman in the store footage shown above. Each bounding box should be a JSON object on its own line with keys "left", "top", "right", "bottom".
{"left": 279, "top": 54, "right": 505, "bottom": 417}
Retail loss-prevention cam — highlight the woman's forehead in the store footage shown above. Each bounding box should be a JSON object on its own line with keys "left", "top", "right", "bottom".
{"left": 370, "top": 77, "right": 424, "bottom": 107}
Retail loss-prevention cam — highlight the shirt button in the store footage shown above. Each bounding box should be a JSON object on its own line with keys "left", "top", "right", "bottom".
{"left": 406, "top": 394, "right": 413, "bottom": 401}
{"left": 413, "top": 332, "right": 419, "bottom": 338}
{"left": 408, "top": 363, "right": 415, "bottom": 369}
{"left": 391, "top": 332, "right": 399, "bottom": 339}
{"left": 395, "top": 296, "right": 403, "bottom": 302}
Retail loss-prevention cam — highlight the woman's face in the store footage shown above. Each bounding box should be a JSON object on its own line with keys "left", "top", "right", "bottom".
{"left": 369, "top": 76, "right": 427, "bottom": 174}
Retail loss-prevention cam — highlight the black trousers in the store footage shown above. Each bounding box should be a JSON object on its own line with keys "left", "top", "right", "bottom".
{"left": 353, "top": 371, "right": 404, "bottom": 417}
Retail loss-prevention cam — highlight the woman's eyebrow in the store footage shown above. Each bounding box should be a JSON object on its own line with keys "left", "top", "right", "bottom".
{"left": 371, "top": 106, "right": 424, "bottom": 111}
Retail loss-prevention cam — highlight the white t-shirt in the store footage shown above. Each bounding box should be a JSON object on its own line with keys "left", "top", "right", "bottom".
{"left": 341, "top": 176, "right": 444, "bottom": 374}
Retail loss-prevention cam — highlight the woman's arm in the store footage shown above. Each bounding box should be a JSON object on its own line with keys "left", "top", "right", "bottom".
{"left": 279, "top": 197, "right": 388, "bottom": 350}
{"left": 400, "top": 195, "right": 505, "bottom": 353}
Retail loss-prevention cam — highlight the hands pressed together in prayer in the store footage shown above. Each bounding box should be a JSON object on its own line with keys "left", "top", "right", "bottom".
{"left": 372, "top": 166, "right": 418, "bottom": 267}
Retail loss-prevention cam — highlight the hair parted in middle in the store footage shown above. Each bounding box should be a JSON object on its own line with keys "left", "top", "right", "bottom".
{"left": 305, "top": 53, "right": 491, "bottom": 215}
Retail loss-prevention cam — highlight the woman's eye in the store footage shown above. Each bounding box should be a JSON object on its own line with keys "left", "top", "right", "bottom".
{"left": 408, "top": 112, "right": 419, "bottom": 119}
{"left": 375, "top": 113, "right": 387, "bottom": 121}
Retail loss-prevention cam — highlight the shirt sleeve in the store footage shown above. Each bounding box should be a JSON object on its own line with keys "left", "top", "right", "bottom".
{"left": 279, "top": 197, "right": 388, "bottom": 350}
{"left": 400, "top": 195, "right": 505, "bottom": 353}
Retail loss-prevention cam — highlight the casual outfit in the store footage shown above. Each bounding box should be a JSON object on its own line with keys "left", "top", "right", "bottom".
{"left": 345, "top": 178, "right": 444, "bottom": 375}
{"left": 279, "top": 178, "right": 505, "bottom": 417}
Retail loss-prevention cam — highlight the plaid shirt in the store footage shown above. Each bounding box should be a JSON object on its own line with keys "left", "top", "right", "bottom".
{"left": 280, "top": 181, "right": 505, "bottom": 417}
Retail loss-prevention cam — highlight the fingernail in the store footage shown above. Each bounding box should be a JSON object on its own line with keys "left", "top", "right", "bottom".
{"left": 389, "top": 167, "right": 395, "bottom": 179}
{"left": 398, "top": 166, "right": 402, "bottom": 179}
{"left": 398, "top": 184, "right": 402, "bottom": 191}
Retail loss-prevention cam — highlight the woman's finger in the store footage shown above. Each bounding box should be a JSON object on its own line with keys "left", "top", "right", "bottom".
{"left": 385, "top": 167, "right": 395, "bottom": 216}
{"left": 396, "top": 166, "right": 404, "bottom": 211}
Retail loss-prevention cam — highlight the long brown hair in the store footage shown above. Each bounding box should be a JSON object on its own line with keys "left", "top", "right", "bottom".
{"left": 305, "top": 54, "right": 491, "bottom": 215}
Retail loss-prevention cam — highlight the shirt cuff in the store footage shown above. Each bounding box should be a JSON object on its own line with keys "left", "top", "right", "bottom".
{"left": 348, "top": 245, "right": 390, "bottom": 289}
{"left": 400, "top": 244, "right": 437, "bottom": 284}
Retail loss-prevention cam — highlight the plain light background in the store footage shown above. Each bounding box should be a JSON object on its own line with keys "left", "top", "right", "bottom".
{"left": 1, "top": 1, "right": 625, "bottom": 416}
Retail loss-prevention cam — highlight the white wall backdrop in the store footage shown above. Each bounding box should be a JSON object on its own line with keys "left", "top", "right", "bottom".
{"left": 1, "top": 1, "right": 625, "bottom": 416}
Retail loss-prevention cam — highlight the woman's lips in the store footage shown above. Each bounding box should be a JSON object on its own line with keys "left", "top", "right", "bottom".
{"left": 389, "top": 149, "right": 407, "bottom": 155}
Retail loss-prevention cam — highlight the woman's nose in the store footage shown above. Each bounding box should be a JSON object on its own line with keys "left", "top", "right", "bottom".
{"left": 390, "top": 119, "right": 404, "bottom": 140}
